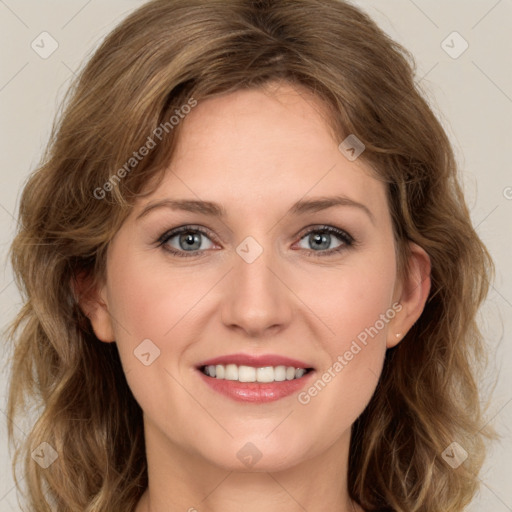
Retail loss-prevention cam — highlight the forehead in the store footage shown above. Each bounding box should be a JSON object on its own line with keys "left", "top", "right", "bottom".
{"left": 134, "top": 84, "right": 388, "bottom": 223}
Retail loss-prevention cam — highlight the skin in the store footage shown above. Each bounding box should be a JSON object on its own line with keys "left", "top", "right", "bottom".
{"left": 82, "top": 81, "right": 431, "bottom": 512}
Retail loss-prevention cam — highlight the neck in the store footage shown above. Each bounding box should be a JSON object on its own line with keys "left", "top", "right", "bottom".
{"left": 135, "top": 417, "right": 363, "bottom": 512}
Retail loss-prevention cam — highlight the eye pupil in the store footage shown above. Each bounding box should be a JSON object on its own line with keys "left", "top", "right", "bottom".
{"left": 181, "top": 232, "right": 201, "bottom": 250}
{"left": 310, "top": 232, "right": 330, "bottom": 250}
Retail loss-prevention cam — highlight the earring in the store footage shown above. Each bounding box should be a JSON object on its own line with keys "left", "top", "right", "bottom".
{"left": 395, "top": 333, "right": 402, "bottom": 338}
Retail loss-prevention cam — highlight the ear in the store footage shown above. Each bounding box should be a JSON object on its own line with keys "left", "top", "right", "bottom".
{"left": 387, "top": 242, "right": 431, "bottom": 348}
{"left": 71, "top": 270, "right": 116, "bottom": 343}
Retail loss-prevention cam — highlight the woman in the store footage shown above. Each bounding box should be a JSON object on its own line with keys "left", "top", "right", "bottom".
{"left": 6, "top": 0, "right": 494, "bottom": 511}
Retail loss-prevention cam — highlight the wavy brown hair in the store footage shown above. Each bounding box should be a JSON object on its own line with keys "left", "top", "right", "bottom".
{"left": 6, "top": 0, "right": 494, "bottom": 510}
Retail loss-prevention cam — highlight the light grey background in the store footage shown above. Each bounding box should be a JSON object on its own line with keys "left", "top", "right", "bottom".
{"left": 0, "top": 1, "right": 510, "bottom": 511}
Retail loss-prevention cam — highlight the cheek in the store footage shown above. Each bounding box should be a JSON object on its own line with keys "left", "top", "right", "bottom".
{"left": 295, "top": 245, "right": 396, "bottom": 421}
{"left": 104, "top": 247, "right": 221, "bottom": 390}
{"left": 106, "top": 247, "right": 210, "bottom": 339}
{"left": 103, "top": 249, "right": 203, "bottom": 422}
{"left": 302, "top": 244, "right": 397, "bottom": 353}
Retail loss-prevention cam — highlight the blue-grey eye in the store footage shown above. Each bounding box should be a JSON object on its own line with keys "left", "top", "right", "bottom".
{"left": 160, "top": 228, "right": 215, "bottom": 253}
{"left": 296, "top": 227, "right": 351, "bottom": 252}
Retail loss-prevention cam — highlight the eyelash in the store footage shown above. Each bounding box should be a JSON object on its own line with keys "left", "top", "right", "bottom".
{"left": 157, "top": 224, "right": 356, "bottom": 259}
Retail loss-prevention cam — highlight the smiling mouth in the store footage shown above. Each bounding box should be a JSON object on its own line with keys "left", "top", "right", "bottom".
{"left": 199, "top": 364, "right": 314, "bottom": 383}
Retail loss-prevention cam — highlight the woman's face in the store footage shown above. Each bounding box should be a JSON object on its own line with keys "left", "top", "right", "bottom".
{"left": 88, "top": 82, "right": 428, "bottom": 473}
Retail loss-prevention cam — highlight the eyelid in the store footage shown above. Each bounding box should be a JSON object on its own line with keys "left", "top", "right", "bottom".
{"left": 295, "top": 224, "right": 354, "bottom": 244}
{"left": 157, "top": 224, "right": 218, "bottom": 244}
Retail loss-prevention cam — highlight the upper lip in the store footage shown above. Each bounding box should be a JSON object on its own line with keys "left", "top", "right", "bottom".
{"left": 196, "top": 353, "right": 314, "bottom": 369}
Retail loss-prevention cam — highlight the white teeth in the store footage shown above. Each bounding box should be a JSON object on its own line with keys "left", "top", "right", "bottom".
{"left": 295, "top": 368, "right": 306, "bottom": 379}
{"left": 256, "top": 367, "right": 274, "bottom": 383}
{"left": 286, "top": 366, "right": 296, "bottom": 380}
{"left": 224, "top": 364, "right": 238, "bottom": 381}
{"left": 238, "top": 365, "right": 256, "bottom": 382}
{"left": 274, "top": 365, "right": 286, "bottom": 381}
{"left": 202, "top": 364, "right": 310, "bottom": 382}
{"left": 215, "top": 364, "right": 225, "bottom": 379}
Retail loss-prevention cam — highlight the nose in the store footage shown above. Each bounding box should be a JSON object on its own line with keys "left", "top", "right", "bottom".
{"left": 220, "top": 243, "right": 294, "bottom": 338}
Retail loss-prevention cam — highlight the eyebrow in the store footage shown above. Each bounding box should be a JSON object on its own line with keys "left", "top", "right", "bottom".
{"left": 136, "top": 195, "right": 375, "bottom": 224}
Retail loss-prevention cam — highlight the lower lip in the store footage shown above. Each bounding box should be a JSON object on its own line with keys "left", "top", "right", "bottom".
{"left": 197, "top": 369, "right": 315, "bottom": 403}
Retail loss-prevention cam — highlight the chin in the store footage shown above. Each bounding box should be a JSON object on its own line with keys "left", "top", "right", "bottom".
{"left": 199, "top": 436, "right": 312, "bottom": 473}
